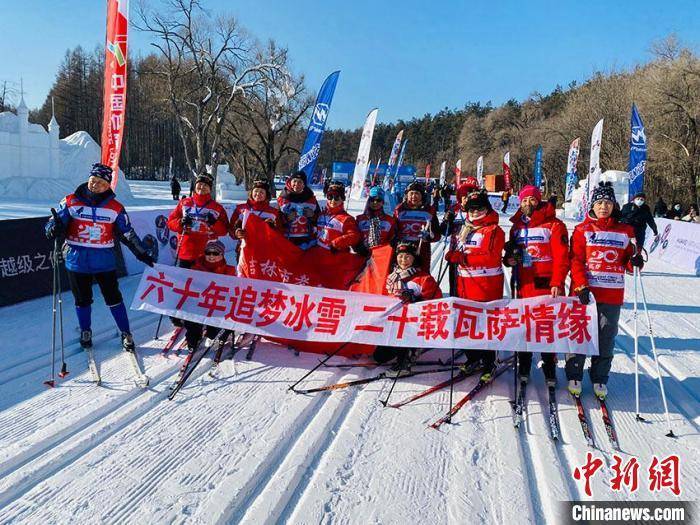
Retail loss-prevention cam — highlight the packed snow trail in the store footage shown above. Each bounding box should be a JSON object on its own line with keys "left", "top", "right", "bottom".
{"left": 0, "top": 216, "right": 697, "bottom": 524}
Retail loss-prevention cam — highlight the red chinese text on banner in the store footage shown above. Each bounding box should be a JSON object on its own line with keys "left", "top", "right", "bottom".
{"left": 101, "top": 0, "right": 129, "bottom": 190}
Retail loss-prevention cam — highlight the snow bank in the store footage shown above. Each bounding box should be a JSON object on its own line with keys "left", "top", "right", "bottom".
{"left": 564, "top": 170, "right": 629, "bottom": 219}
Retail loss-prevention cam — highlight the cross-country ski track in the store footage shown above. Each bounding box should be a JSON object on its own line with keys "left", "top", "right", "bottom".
{"left": 0, "top": 217, "right": 697, "bottom": 524}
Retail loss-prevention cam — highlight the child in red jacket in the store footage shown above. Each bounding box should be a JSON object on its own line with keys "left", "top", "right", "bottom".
{"left": 566, "top": 182, "right": 643, "bottom": 399}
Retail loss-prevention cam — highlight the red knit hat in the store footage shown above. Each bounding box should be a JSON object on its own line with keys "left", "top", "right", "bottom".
{"left": 518, "top": 185, "right": 542, "bottom": 202}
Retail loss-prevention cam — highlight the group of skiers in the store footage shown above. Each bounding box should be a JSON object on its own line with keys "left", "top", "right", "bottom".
{"left": 46, "top": 163, "right": 649, "bottom": 402}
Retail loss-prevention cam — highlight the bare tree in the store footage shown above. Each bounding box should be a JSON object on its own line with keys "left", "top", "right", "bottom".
{"left": 136, "top": 0, "right": 285, "bottom": 184}
{"left": 223, "top": 40, "right": 312, "bottom": 192}
{"left": 0, "top": 80, "right": 19, "bottom": 112}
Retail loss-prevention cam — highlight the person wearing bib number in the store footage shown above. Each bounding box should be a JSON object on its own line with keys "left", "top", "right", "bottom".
{"left": 566, "top": 182, "right": 642, "bottom": 400}
{"left": 44, "top": 163, "right": 155, "bottom": 351}
{"left": 504, "top": 185, "right": 569, "bottom": 385}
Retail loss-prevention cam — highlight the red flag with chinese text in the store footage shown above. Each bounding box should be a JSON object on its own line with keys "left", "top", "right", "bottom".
{"left": 239, "top": 215, "right": 393, "bottom": 355}
{"left": 100, "top": 0, "right": 129, "bottom": 191}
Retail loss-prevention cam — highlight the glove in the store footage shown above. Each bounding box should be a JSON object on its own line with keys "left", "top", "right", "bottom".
{"left": 136, "top": 252, "right": 155, "bottom": 268}
{"left": 445, "top": 251, "right": 463, "bottom": 264}
{"left": 577, "top": 287, "right": 591, "bottom": 305}
{"left": 206, "top": 213, "right": 217, "bottom": 226}
{"left": 45, "top": 220, "right": 62, "bottom": 241}
{"left": 264, "top": 218, "right": 276, "bottom": 227}
{"left": 399, "top": 289, "right": 415, "bottom": 304}
{"left": 234, "top": 228, "right": 246, "bottom": 239}
{"left": 420, "top": 229, "right": 432, "bottom": 241}
{"left": 181, "top": 215, "right": 194, "bottom": 228}
{"left": 630, "top": 254, "right": 645, "bottom": 268}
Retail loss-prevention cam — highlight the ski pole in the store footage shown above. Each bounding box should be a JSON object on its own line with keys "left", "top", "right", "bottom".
{"left": 446, "top": 345, "right": 456, "bottom": 423}
{"left": 380, "top": 348, "right": 415, "bottom": 406}
{"left": 634, "top": 267, "right": 641, "bottom": 420}
{"left": 511, "top": 264, "right": 520, "bottom": 404}
{"left": 288, "top": 341, "right": 352, "bottom": 393}
{"left": 55, "top": 239, "right": 68, "bottom": 379}
{"left": 44, "top": 239, "right": 58, "bottom": 388}
{"left": 638, "top": 270, "right": 675, "bottom": 437}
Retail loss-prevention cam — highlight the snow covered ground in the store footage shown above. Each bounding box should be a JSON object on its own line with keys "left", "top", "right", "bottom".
{"left": 0, "top": 207, "right": 697, "bottom": 524}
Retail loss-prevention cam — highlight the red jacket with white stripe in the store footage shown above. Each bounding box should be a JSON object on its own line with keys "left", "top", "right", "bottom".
{"left": 356, "top": 209, "right": 397, "bottom": 248}
{"left": 569, "top": 214, "right": 636, "bottom": 305}
{"left": 167, "top": 193, "right": 229, "bottom": 262}
{"left": 508, "top": 202, "right": 569, "bottom": 298}
{"left": 315, "top": 205, "right": 362, "bottom": 251}
{"left": 446, "top": 210, "right": 505, "bottom": 302}
{"left": 229, "top": 200, "right": 281, "bottom": 236}
{"left": 393, "top": 203, "right": 441, "bottom": 244}
{"left": 385, "top": 268, "right": 443, "bottom": 301}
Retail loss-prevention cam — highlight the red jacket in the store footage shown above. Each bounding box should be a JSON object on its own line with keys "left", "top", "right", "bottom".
{"left": 356, "top": 209, "right": 397, "bottom": 248}
{"left": 229, "top": 200, "right": 281, "bottom": 237}
{"left": 508, "top": 202, "right": 569, "bottom": 298}
{"left": 192, "top": 256, "right": 237, "bottom": 276}
{"left": 167, "top": 193, "right": 229, "bottom": 262}
{"left": 316, "top": 205, "right": 362, "bottom": 251}
{"left": 277, "top": 186, "right": 319, "bottom": 242}
{"left": 393, "top": 202, "right": 441, "bottom": 244}
{"left": 385, "top": 267, "right": 442, "bottom": 301}
{"left": 569, "top": 214, "right": 635, "bottom": 305}
{"left": 447, "top": 210, "right": 505, "bottom": 302}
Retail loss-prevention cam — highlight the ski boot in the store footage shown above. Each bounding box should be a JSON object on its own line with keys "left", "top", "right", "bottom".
{"left": 567, "top": 379, "right": 582, "bottom": 396}
{"left": 386, "top": 349, "right": 416, "bottom": 378}
{"left": 121, "top": 332, "right": 135, "bottom": 353}
{"left": 479, "top": 363, "right": 497, "bottom": 382}
{"left": 593, "top": 383, "right": 607, "bottom": 400}
{"left": 80, "top": 329, "right": 93, "bottom": 349}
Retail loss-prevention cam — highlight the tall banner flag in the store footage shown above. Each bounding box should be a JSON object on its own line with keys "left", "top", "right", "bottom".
{"left": 382, "top": 130, "right": 404, "bottom": 190}
{"left": 502, "top": 152, "right": 512, "bottom": 191}
{"left": 439, "top": 161, "right": 447, "bottom": 186}
{"left": 298, "top": 70, "right": 341, "bottom": 180}
{"left": 627, "top": 104, "right": 647, "bottom": 200}
{"left": 583, "top": 118, "right": 604, "bottom": 213}
{"left": 425, "top": 164, "right": 431, "bottom": 183}
{"left": 476, "top": 156, "right": 484, "bottom": 187}
{"left": 101, "top": 0, "right": 129, "bottom": 191}
{"left": 533, "top": 145, "right": 543, "bottom": 188}
{"left": 455, "top": 159, "right": 462, "bottom": 185}
{"left": 564, "top": 137, "right": 581, "bottom": 202}
{"left": 349, "top": 108, "right": 378, "bottom": 201}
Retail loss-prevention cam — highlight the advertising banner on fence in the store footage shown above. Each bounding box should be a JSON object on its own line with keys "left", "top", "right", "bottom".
{"left": 132, "top": 264, "right": 599, "bottom": 355}
{"left": 645, "top": 219, "right": 700, "bottom": 275}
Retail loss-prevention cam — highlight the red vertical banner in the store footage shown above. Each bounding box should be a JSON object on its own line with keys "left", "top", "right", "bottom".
{"left": 101, "top": 0, "right": 129, "bottom": 191}
{"left": 425, "top": 163, "right": 431, "bottom": 183}
{"left": 503, "top": 151, "right": 512, "bottom": 191}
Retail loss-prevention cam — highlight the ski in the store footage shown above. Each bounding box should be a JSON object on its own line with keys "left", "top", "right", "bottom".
{"left": 168, "top": 345, "right": 211, "bottom": 400}
{"left": 160, "top": 327, "right": 184, "bottom": 357}
{"left": 85, "top": 348, "right": 101, "bottom": 385}
{"left": 512, "top": 380, "right": 528, "bottom": 428}
{"left": 547, "top": 385, "right": 561, "bottom": 441}
{"left": 388, "top": 371, "right": 471, "bottom": 408}
{"left": 293, "top": 367, "right": 456, "bottom": 395}
{"left": 429, "top": 363, "right": 511, "bottom": 429}
{"left": 124, "top": 350, "right": 149, "bottom": 388}
{"left": 172, "top": 338, "right": 187, "bottom": 357}
{"left": 598, "top": 398, "right": 620, "bottom": 450}
{"left": 324, "top": 359, "right": 447, "bottom": 369}
{"left": 170, "top": 347, "right": 198, "bottom": 390}
{"left": 208, "top": 332, "right": 234, "bottom": 378}
{"left": 571, "top": 393, "right": 595, "bottom": 448}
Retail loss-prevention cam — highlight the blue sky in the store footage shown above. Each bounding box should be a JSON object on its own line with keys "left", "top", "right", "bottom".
{"left": 2, "top": 0, "right": 699, "bottom": 130}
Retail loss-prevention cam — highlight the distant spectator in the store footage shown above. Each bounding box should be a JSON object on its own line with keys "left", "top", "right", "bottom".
{"left": 682, "top": 205, "right": 699, "bottom": 223}
{"left": 620, "top": 192, "right": 658, "bottom": 247}
{"left": 653, "top": 197, "right": 668, "bottom": 218}
{"left": 666, "top": 202, "right": 683, "bottom": 220}
{"left": 548, "top": 194, "right": 558, "bottom": 209}
{"left": 170, "top": 176, "right": 181, "bottom": 201}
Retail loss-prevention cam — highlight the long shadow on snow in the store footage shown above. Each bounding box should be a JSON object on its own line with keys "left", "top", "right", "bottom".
{"left": 621, "top": 301, "right": 700, "bottom": 315}
{"left": 616, "top": 334, "right": 700, "bottom": 354}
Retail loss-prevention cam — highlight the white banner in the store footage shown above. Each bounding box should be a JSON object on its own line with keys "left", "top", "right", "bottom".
{"left": 583, "top": 119, "right": 604, "bottom": 212}
{"left": 476, "top": 156, "right": 484, "bottom": 187}
{"left": 349, "top": 108, "right": 378, "bottom": 201}
{"left": 132, "top": 264, "right": 599, "bottom": 354}
{"left": 455, "top": 159, "right": 462, "bottom": 185}
{"left": 439, "top": 161, "right": 446, "bottom": 186}
{"left": 645, "top": 218, "right": 700, "bottom": 275}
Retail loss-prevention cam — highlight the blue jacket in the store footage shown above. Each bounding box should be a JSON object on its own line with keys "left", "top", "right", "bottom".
{"left": 46, "top": 183, "right": 144, "bottom": 273}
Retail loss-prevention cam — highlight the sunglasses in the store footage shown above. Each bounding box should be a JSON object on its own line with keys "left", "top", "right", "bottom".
{"left": 327, "top": 194, "right": 342, "bottom": 201}
{"left": 369, "top": 197, "right": 384, "bottom": 203}
{"left": 204, "top": 251, "right": 222, "bottom": 256}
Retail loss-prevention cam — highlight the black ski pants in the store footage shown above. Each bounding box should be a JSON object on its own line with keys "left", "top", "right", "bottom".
{"left": 67, "top": 270, "right": 123, "bottom": 307}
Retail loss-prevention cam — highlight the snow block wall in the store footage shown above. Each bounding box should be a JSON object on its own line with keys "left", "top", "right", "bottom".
{"left": 564, "top": 170, "right": 630, "bottom": 219}
{"left": 0, "top": 110, "right": 133, "bottom": 203}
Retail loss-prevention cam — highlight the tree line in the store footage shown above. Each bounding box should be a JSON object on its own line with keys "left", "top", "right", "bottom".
{"left": 15, "top": 4, "right": 699, "bottom": 208}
